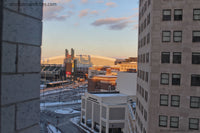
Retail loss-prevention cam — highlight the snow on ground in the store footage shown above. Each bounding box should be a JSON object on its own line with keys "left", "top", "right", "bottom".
{"left": 54, "top": 108, "right": 80, "bottom": 114}
{"left": 40, "top": 88, "right": 72, "bottom": 96}
{"left": 40, "top": 100, "right": 81, "bottom": 109}
{"left": 47, "top": 124, "right": 61, "bottom": 133}
{"left": 70, "top": 117, "right": 90, "bottom": 133}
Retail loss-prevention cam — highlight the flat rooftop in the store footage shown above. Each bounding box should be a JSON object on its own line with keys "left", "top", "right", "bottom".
{"left": 92, "top": 93, "right": 127, "bottom": 97}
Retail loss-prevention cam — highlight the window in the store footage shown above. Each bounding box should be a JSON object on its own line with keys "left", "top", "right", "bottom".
{"left": 171, "top": 95, "right": 180, "bottom": 107}
{"left": 162, "top": 31, "right": 171, "bottom": 42}
{"left": 145, "top": 72, "right": 149, "bottom": 82}
{"left": 146, "top": 53, "right": 149, "bottom": 63}
{"left": 147, "top": 33, "right": 150, "bottom": 44}
{"left": 163, "top": 10, "right": 171, "bottom": 21}
{"left": 173, "top": 31, "right": 182, "bottom": 42}
{"left": 174, "top": 9, "right": 182, "bottom": 21}
{"left": 170, "top": 116, "right": 179, "bottom": 128}
{"left": 190, "top": 96, "right": 200, "bottom": 108}
{"left": 147, "top": 13, "right": 150, "bottom": 25}
{"left": 145, "top": 91, "right": 148, "bottom": 102}
{"left": 173, "top": 52, "right": 181, "bottom": 64}
{"left": 191, "top": 75, "right": 200, "bottom": 86}
{"left": 172, "top": 74, "right": 181, "bottom": 85}
{"left": 161, "top": 52, "right": 170, "bottom": 63}
{"left": 161, "top": 73, "right": 169, "bottom": 85}
{"left": 192, "top": 53, "right": 200, "bottom": 64}
{"left": 193, "top": 9, "right": 200, "bottom": 20}
{"left": 144, "top": 109, "right": 147, "bottom": 121}
{"left": 189, "top": 118, "right": 199, "bottom": 130}
{"left": 160, "top": 94, "right": 168, "bottom": 106}
{"left": 159, "top": 115, "right": 168, "bottom": 127}
{"left": 193, "top": 31, "right": 200, "bottom": 42}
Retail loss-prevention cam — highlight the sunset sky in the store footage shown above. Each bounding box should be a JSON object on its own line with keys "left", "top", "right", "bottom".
{"left": 42, "top": 0, "right": 139, "bottom": 59}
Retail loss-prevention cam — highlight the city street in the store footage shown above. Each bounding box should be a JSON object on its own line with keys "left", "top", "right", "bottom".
{"left": 40, "top": 81, "right": 87, "bottom": 133}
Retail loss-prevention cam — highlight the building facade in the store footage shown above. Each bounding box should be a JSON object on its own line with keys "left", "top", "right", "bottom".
{"left": 136, "top": 0, "right": 200, "bottom": 133}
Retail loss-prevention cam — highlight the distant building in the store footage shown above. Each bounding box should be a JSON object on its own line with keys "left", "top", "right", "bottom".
{"left": 81, "top": 71, "right": 137, "bottom": 133}
{"left": 119, "top": 62, "right": 137, "bottom": 72}
{"left": 88, "top": 75, "right": 117, "bottom": 92}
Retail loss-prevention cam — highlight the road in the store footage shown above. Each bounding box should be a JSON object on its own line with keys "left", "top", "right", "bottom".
{"left": 40, "top": 81, "right": 87, "bottom": 133}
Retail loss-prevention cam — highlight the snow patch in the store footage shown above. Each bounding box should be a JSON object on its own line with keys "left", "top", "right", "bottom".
{"left": 55, "top": 108, "right": 80, "bottom": 114}
{"left": 47, "top": 124, "right": 61, "bottom": 133}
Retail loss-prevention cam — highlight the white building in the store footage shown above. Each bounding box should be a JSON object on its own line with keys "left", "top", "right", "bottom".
{"left": 81, "top": 92, "right": 129, "bottom": 133}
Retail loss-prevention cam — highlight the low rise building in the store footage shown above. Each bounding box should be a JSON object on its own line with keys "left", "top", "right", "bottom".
{"left": 81, "top": 92, "right": 129, "bottom": 133}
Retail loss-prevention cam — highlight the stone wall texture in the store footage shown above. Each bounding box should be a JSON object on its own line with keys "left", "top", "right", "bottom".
{"left": 0, "top": 0, "right": 43, "bottom": 133}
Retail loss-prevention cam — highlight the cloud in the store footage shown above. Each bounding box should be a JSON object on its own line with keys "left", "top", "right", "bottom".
{"left": 91, "top": 10, "right": 99, "bottom": 15}
{"left": 110, "top": 21, "right": 134, "bottom": 30}
{"left": 79, "top": 9, "right": 89, "bottom": 17}
{"left": 105, "top": 2, "right": 117, "bottom": 7}
{"left": 96, "top": 0, "right": 104, "bottom": 3}
{"left": 91, "top": 17, "right": 136, "bottom": 30}
{"left": 81, "top": 0, "right": 88, "bottom": 4}
{"left": 43, "top": 6, "right": 74, "bottom": 20}
{"left": 92, "top": 17, "right": 130, "bottom": 26}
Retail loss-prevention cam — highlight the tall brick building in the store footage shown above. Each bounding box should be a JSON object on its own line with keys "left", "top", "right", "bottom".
{"left": 136, "top": 0, "right": 200, "bottom": 133}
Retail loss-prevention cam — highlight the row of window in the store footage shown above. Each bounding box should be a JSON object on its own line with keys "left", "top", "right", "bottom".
{"left": 139, "top": 0, "right": 151, "bottom": 20}
{"left": 163, "top": 9, "right": 200, "bottom": 21}
{"left": 137, "top": 84, "right": 148, "bottom": 103}
{"left": 138, "top": 53, "right": 149, "bottom": 63}
{"left": 161, "top": 52, "right": 200, "bottom": 64}
{"left": 162, "top": 31, "right": 200, "bottom": 42}
{"left": 160, "top": 73, "right": 200, "bottom": 86}
{"left": 159, "top": 116, "right": 199, "bottom": 130}
{"left": 139, "top": 13, "right": 150, "bottom": 34}
{"left": 160, "top": 95, "right": 200, "bottom": 108}
{"left": 138, "top": 33, "right": 150, "bottom": 48}
{"left": 135, "top": 112, "right": 147, "bottom": 133}
{"left": 138, "top": 70, "right": 149, "bottom": 83}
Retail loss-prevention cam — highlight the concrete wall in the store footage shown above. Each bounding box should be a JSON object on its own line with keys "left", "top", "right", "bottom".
{"left": 116, "top": 72, "right": 137, "bottom": 96}
{"left": 0, "top": 0, "right": 43, "bottom": 133}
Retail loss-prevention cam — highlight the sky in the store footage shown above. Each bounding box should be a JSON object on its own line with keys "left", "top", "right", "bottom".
{"left": 42, "top": 0, "right": 139, "bottom": 59}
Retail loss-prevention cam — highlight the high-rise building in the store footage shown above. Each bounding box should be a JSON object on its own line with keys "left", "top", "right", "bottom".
{"left": 136, "top": 0, "right": 200, "bottom": 133}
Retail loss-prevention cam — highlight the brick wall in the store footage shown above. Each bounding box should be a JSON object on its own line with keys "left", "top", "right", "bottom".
{"left": 0, "top": 0, "right": 43, "bottom": 133}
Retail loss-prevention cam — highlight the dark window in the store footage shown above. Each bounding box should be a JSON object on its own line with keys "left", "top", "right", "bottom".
{"left": 145, "top": 91, "right": 148, "bottom": 102}
{"left": 147, "top": 33, "right": 150, "bottom": 44}
{"left": 146, "top": 53, "right": 149, "bottom": 63}
{"left": 160, "top": 94, "right": 168, "bottom": 106}
{"left": 162, "top": 31, "right": 171, "bottom": 42}
{"left": 192, "top": 52, "right": 200, "bottom": 64}
{"left": 174, "top": 9, "right": 182, "bottom": 21}
{"left": 163, "top": 10, "right": 171, "bottom": 21}
{"left": 171, "top": 95, "right": 180, "bottom": 107}
{"left": 159, "top": 115, "right": 168, "bottom": 127}
{"left": 148, "top": 0, "right": 151, "bottom": 6}
{"left": 161, "top": 52, "right": 170, "bottom": 63}
{"left": 172, "top": 74, "right": 181, "bottom": 85}
{"left": 191, "top": 75, "right": 200, "bottom": 86}
{"left": 190, "top": 96, "right": 200, "bottom": 108}
{"left": 173, "top": 31, "right": 182, "bottom": 42}
{"left": 193, "top": 31, "right": 200, "bottom": 42}
{"left": 173, "top": 52, "right": 181, "bottom": 64}
{"left": 189, "top": 118, "right": 199, "bottom": 130}
{"left": 161, "top": 73, "right": 169, "bottom": 85}
{"left": 170, "top": 116, "right": 179, "bottom": 128}
{"left": 194, "top": 9, "right": 200, "bottom": 20}
{"left": 145, "top": 72, "right": 149, "bottom": 82}
{"left": 144, "top": 109, "right": 147, "bottom": 121}
{"left": 147, "top": 13, "right": 150, "bottom": 25}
